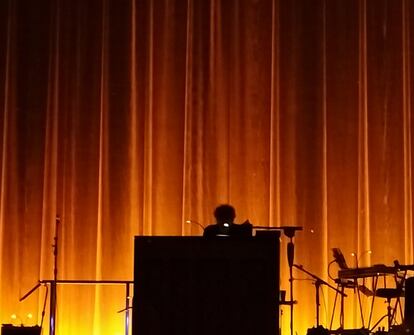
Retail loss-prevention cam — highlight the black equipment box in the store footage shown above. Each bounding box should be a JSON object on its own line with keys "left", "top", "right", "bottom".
{"left": 133, "top": 235, "right": 280, "bottom": 335}
{"left": 1, "top": 325, "right": 41, "bottom": 335}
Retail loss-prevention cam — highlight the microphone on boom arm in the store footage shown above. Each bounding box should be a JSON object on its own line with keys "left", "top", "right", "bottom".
{"left": 185, "top": 219, "right": 205, "bottom": 231}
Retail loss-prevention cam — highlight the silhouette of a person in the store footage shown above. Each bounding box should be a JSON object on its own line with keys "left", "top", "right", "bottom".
{"left": 203, "top": 204, "right": 252, "bottom": 237}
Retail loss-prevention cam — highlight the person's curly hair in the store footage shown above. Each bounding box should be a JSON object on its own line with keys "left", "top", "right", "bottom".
{"left": 214, "top": 204, "right": 236, "bottom": 223}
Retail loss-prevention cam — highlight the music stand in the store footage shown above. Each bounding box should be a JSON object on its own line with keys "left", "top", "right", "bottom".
{"left": 332, "top": 248, "right": 348, "bottom": 270}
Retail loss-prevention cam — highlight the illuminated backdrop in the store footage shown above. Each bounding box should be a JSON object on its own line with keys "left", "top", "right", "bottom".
{"left": 0, "top": 0, "right": 413, "bottom": 334}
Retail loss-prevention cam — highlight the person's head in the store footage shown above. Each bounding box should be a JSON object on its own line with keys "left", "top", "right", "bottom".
{"left": 214, "top": 204, "right": 236, "bottom": 224}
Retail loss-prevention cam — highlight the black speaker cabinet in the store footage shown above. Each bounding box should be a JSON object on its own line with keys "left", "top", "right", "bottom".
{"left": 133, "top": 235, "right": 280, "bottom": 335}
{"left": 1, "top": 325, "right": 41, "bottom": 335}
{"left": 405, "top": 276, "right": 414, "bottom": 331}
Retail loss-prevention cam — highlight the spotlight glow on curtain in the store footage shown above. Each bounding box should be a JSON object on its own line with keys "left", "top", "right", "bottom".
{"left": 1, "top": 0, "right": 413, "bottom": 334}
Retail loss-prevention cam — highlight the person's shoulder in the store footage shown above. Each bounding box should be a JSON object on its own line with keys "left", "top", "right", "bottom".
{"left": 203, "top": 224, "right": 219, "bottom": 237}
{"left": 204, "top": 223, "right": 218, "bottom": 231}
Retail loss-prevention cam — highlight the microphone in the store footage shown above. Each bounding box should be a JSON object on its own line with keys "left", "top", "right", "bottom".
{"left": 185, "top": 219, "right": 205, "bottom": 231}
{"left": 351, "top": 250, "right": 372, "bottom": 268}
{"left": 287, "top": 241, "right": 294, "bottom": 267}
{"left": 394, "top": 259, "right": 400, "bottom": 269}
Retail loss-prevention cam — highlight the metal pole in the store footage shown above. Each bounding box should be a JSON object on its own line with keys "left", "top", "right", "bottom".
{"left": 288, "top": 239, "right": 294, "bottom": 335}
{"left": 50, "top": 216, "right": 60, "bottom": 335}
{"left": 315, "top": 280, "right": 321, "bottom": 327}
{"left": 125, "top": 283, "right": 131, "bottom": 335}
{"left": 49, "top": 281, "right": 56, "bottom": 335}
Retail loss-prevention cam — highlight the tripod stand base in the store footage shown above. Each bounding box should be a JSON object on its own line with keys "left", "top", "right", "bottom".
{"left": 308, "top": 327, "right": 369, "bottom": 335}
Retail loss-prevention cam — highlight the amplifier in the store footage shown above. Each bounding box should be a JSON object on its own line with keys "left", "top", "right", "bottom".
{"left": 1, "top": 325, "right": 41, "bottom": 335}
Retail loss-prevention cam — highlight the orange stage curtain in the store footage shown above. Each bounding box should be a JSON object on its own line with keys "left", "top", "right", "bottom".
{"left": 1, "top": 0, "right": 414, "bottom": 334}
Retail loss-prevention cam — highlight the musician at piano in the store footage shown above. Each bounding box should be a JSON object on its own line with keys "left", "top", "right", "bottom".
{"left": 203, "top": 204, "right": 253, "bottom": 237}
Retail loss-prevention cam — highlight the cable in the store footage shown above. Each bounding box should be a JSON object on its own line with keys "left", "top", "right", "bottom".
{"left": 327, "top": 259, "right": 336, "bottom": 281}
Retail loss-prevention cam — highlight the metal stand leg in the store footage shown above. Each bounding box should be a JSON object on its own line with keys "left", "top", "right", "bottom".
{"left": 125, "top": 283, "right": 131, "bottom": 335}
{"left": 49, "top": 281, "right": 57, "bottom": 335}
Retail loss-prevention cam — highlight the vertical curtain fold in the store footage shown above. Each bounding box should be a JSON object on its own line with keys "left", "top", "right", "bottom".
{"left": 358, "top": 0, "right": 371, "bottom": 261}
{"left": 1, "top": 0, "right": 413, "bottom": 334}
{"left": 403, "top": 0, "right": 413, "bottom": 264}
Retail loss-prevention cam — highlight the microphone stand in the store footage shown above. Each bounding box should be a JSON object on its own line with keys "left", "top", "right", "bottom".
{"left": 285, "top": 229, "right": 297, "bottom": 335}
{"left": 19, "top": 282, "right": 42, "bottom": 302}
{"left": 253, "top": 225, "right": 303, "bottom": 335}
{"left": 20, "top": 217, "right": 60, "bottom": 335}
{"left": 293, "top": 264, "right": 346, "bottom": 328}
{"left": 50, "top": 216, "right": 60, "bottom": 335}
